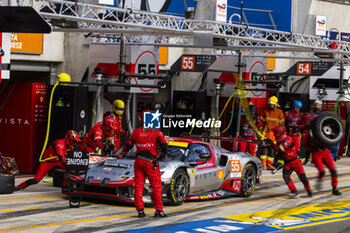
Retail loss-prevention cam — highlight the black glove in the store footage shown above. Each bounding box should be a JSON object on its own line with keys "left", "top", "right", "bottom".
{"left": 334, "top": 155, "right": 341, "bottom": 162}
{"left": 264, "top": 139, "right": 274, "bottom": 146}
{"left": 108, "top": 144, "right": 115, "bottom": 152}
{"left": 102, "top": 144, "right": 109, "bottom": 153}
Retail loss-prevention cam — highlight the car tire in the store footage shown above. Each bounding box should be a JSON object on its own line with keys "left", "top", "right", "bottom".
{"left": 240, "top": 163, "right": 256, "bottom": 197}
{"left": 310, "top": 113, "right": 344, "bottom": 148}
{"left": 0, "top": 174, "right": 14, "bottom": 194}
{"left": 167, "top": 169, "right": 189, "bottom": 206}
{"left": 53, "top": 169, "right": 65, "bottom": 187}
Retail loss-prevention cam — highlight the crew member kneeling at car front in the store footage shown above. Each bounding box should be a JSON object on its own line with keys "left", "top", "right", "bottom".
{"left": 119, "top": 121, "right": 168, "bottom": 218}
{"left": 15, "top": 130, "right": 81, "bottom": 191}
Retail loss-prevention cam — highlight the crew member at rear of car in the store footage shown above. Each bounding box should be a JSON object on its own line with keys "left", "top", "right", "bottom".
{"left": 15, "top": 130, "right": 81, "bottom": 191}
{"left": 269, "top": 125, "right": 312, "bottom": 198}
{"left": 119, "top": 120, "right": 168, "bottom": 218}
{"left": 301, "top": 113, "right": 341, "bottom": 196}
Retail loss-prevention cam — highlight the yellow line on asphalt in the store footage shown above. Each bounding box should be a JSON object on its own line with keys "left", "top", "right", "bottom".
{"left": 0, "top": 194, "right": 63, "bottom": 201}
{"left": 26, "top": 207, "right": 42, "bottom": 210}
{"left": 0, "top": 214, "right": 138, "bottom": 232}
{"left": 0, "top": 210, "right": 15, "bottom": 213}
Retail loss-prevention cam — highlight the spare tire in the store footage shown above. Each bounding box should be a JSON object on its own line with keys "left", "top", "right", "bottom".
{"left": 310, "top": 112, "right": 344, "bottom": 148}
{"left": 0, "top": 174, "right": 14, "bottom": 194}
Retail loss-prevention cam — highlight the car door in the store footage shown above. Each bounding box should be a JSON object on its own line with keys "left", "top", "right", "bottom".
{"left": 186, "top": 143, "right": 219, "bottom": 193}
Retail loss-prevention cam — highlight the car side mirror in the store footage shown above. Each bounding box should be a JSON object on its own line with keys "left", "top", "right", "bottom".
{"left": 189, "top": 153, "right": 211, "bottom": 166}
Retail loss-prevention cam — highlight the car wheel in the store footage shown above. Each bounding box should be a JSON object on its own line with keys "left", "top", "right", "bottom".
{"left": 311, "top": 113, "right": 344, "bottom": 148}
{"left": 53, "top": 169, "right": 65, "bottom": 187}
{"left": 167, "top": 169, "right": 189, "bottom": 206}
{"left": 240, "top": 163, "right": 256, "bottom": 197}
{"left": 0, "top": 174, "right": 14, "bottom": 194}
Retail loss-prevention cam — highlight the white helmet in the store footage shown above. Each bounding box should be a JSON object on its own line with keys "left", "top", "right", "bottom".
{"left": 314, "top": 100, "right": 322, "bottom": 105}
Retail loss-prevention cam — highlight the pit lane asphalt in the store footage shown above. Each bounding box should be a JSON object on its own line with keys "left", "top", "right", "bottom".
{"left": 1, "top": 158, "right": 350, "bottom": 233}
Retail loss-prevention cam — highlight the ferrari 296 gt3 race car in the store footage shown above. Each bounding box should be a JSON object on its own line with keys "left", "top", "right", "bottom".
{"left": 70, "top": 137, "right": 262, "bottom": 206}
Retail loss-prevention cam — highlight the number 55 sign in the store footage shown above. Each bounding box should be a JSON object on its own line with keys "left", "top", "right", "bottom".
{"left": 181, "top": 56, "right": 195, "bottom": 71}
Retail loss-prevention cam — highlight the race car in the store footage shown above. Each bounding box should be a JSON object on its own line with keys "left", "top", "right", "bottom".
{"left": 70, "top": 137, "right": 262, "bottom": 206}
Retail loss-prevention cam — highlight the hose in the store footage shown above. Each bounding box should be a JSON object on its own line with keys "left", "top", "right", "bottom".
{"left": 39, "top": 81, "right": 60, "bottom": 162}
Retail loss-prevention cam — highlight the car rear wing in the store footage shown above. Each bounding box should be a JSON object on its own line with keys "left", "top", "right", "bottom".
{"left": 180, "top": 134, "right": 265, "bottom": 152}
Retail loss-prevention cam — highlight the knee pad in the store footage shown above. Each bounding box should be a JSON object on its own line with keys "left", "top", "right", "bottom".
{"left": 330, "top": 169, "right": 337, "bottom": 178}
{"left": 25, "top": 179, "right": 38, "bottom": 187}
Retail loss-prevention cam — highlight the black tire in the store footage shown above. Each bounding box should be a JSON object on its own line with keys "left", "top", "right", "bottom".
{"left": 0, "top": 174, "right": 14, "bottom": 194}
{"left": 53, "top": 169, "right": 65, "bottom": 187}
{"left": 166, "top": 169, "right": 189, "bottom": 206}
{"left": 240, "top": 163, "right": 256, "bottom": 197}
{"left": 311, "top": 113, "right": 344, "bottom": 148}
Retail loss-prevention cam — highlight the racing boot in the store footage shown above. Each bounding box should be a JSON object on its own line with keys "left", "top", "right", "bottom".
{"left": 289, "top": 191, "right": 299, "bottom": 198}
{"left": 13, "top": 185, "right": 21, "bottom": 191}
{"left": 154, "top": 210, "right": 167, "bottom": 218}
{"left": 137, "top": 209, "right": 146, "bottom": 218}
{"left": 332, "top": 187, "right": 342, "bottom": 196}
{"left": 307, "top": 190, "right": 313, "bottom": 197}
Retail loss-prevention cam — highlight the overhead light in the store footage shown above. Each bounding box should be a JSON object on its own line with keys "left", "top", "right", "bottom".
{"left": 314, "top": 52, "right": 334, "bottom": 59}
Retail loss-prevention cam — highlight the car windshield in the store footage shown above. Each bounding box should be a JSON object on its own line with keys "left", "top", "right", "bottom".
{"left": 124, "top": 141, "right": 211, "bottom": 163}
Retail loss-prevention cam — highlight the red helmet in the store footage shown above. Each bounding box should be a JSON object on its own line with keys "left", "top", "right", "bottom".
{"left": 302, "top": 113, "right": 313, "bottom": 126}
{"left": 273, "top": 125, "right": 287, "bottom": 142}
{"left": 102, "top": 115, "right": 118, "bottom": 133}
{"left": 65, "top": 130, "right": 81, "bottom": 149}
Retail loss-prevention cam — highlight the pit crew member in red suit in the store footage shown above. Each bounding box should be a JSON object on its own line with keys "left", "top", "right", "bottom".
{"left": 284, "top": 100, "right": 304, "bottom": 156}
{"left": 119, "top": 111, "right": 168, "bottom": 218}
{"left": 103, "top": 99, "right": 128, "bottom": 151}
{"left": 301, "top": 113, "right": 341, "bottom": 196}
{"left": 15, "top": 130, "right": 81, "bottom": 190}
{"left": 269, "top": 125, "right": 312, "bottom": 198}
{"left": 79, "top": 115, "right": 118, "bottom": 155}
{"left": 238, "top": 104, "right": 262, "bottom": 156}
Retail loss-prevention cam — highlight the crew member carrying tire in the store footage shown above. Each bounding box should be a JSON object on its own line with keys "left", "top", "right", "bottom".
{"left": 79, "top": 115, "right": 118, "bottom": 155}
{"left": 285, "top": 100, "right": 304, "bottom": 156}
{"left": 119, "top": 111, "right": 168, "bottom": 218}
{"left": 260, "top": 96, "right": 285, "bottom": 169}
{"left": 301, "top": 113, "right": 342, "bottom": 196}
{"left": 269, "top": 125, "right": 312, "bottom": 198}
{"left": 15, "top": 130, "right": 81, "bottom": 191}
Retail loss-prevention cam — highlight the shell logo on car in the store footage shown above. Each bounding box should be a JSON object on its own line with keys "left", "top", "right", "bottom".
{"left": 218, "top": 169, "right": 224, "bottom": 180}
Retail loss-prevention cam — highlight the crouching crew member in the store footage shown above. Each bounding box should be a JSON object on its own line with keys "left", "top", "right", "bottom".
{"left": 79, "top": 115, "right": 118, "bottom": 155}
{"left": 270, "top": 125, "right": 312, "bottom": 198}
{"left": 15, "top": 130, "right": 81, "bottom": 191}
{"left": 119, "top": 114, "right": 168, "bottom": 218}
{"left": 301, "top": 113, "right": 341, "bottom": 196}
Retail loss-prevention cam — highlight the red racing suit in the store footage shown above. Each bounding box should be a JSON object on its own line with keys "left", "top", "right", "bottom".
{"left": 238, "top": 116, "right": 262, "bottom": 156}
{"left": 284, "top": 110, "right": 303, "bottom": 152}
{"left": 120, "top": 127, "right": 168, "bottom": 211}
{"left": 113, "top": 114, "right": 128, "bottom": 151}
{"left": 273, "top": 135, "right": 311, "bottom": 193}
{"left": 79, "top": 122, "right": 112, "bottom": 153}
{"left": 302, "top": 128, "right": 338, "bottom": 187}
{"left": 19, "top": 139, "right": 68, "bottom": 189}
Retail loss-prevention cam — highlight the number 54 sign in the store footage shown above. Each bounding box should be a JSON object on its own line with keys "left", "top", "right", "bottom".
{"left": 296, "top": 63, "right": 311, "bottom": 75}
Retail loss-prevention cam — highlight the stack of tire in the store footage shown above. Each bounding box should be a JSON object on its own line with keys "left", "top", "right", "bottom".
{"left": 310, "top": 113, "right": 345, "bottom": 148}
